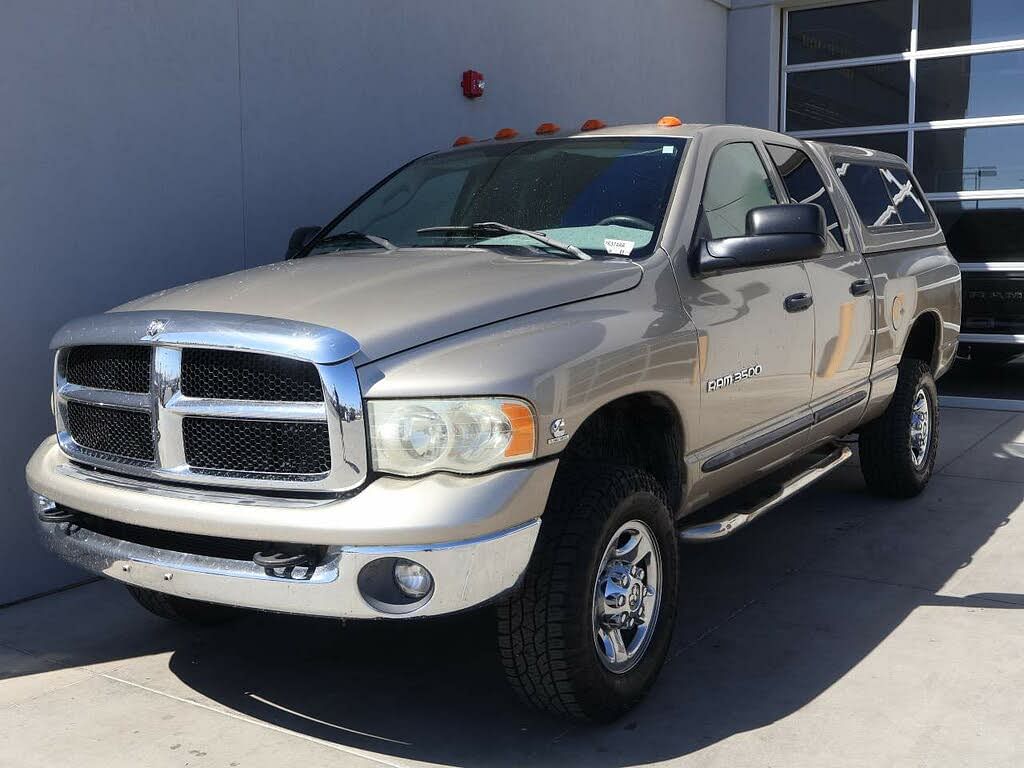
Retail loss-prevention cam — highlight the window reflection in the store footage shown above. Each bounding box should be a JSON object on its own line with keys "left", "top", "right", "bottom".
{"left": 787, "top": 64, "right": 910, "bottom": 131}
{"left": 919, "top": 0, "right": 1024, "bottom": 49}
{"left": 805, "top": 133, "right": 909, "bottom": 160}
{"left": 836, "top": 163, "right": 902, "bottom": 227}
{"left": 788, "top": 0, "right": 911, "bottom": 64}
{"left": 879, "top": 167, "right": 931, "bottom": 224}
{"left": 917, "top": 51, "right": 1024, "bottom": 122}
{"left": 914, "top": 125, "right": 1024, "bottom": 193}
{"left": 767, "top": 144, "right": 846, "bottom": 250}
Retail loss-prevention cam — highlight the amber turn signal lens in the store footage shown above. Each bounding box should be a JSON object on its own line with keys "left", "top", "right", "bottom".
{"left": 494, "top": 127, "right": 519, "bottom": 140}
{"left": 535, "top": 122, "right": 561, "bottom": 135}
{"left": 501, "top": 402, "right": 536, "bottom": 457}
{"left": 657, "top": 115, "right": 683, "bottom": 127}
{"left": 452, "top": 135, "right": 475, "bottom": 147}
{"left": 580, "top": 119, "right": 606, "bottom": 132}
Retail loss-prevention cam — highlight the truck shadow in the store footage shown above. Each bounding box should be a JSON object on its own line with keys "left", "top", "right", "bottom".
{"left": 161, "top": 465, "right": 1022, "bottom": 767}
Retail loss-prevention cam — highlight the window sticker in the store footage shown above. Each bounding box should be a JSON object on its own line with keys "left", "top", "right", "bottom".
{"left": 604, "top": 238, "right": 635, "bottom": 256}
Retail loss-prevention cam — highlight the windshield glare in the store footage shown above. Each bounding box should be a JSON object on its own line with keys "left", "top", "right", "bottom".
{"left": 311, "top": 137, "right": 687, "bottom": 258}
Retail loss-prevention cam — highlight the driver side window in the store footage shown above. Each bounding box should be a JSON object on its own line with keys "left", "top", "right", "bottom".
{"left": 701, "top": 143, "right": 778, "bottom": 239}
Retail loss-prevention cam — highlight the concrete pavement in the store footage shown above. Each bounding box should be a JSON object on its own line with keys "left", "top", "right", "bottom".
{"left": 1, "top": 406, "right": 1022, "bottom": 767}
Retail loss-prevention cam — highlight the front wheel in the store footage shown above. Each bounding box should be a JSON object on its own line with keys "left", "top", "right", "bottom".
{"left": 497, "top": 464, "right": 678, "bottom": 721}
{"left": 859, "top": 359, "right": 939, "bottom": 498}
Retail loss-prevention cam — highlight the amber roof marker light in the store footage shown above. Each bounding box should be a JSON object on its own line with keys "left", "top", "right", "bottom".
{"left": 657, "top": 115, "right": 683, "bottom": 127}
{"left": 452, "top": 135, "right": 475, "bottom": 147}
{"left": 580, "top": 119, "right": 606, "bottom": 132}
{"left": 494, "top": 127, "right": 519, "bottom": 140}
{"left": 535, "top": 122, "right": 561, "bottom": 135}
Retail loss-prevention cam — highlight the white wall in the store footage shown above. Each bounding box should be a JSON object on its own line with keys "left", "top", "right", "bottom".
{"left": 237, "top": 0, "right": 729, "bottom": 265}
{"left": 726, "top": 3, "right": 781, "bottom": 129}
{"left": 1, "top": 0, "right": 727, "bottom": 603}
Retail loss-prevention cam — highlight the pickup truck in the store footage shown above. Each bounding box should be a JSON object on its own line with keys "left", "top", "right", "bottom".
{"left": 26, "top": 120, "right": 961, "bottom": 721}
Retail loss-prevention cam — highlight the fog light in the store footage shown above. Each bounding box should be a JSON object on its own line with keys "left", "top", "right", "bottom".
{"left": 393, "top": 559, "right": 432, "bottom": 599}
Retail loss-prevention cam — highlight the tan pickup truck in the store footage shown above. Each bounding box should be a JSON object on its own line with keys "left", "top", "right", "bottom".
{"left": 27, "top": 120, "right": 961, "bottom": 721}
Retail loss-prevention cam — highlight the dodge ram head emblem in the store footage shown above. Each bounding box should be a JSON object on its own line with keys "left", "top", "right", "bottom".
{"left": 548, "top": 418, "right": 569, "bottom": 445}
{"left": 145, "top": 319, "right": 167, "bottom": 338}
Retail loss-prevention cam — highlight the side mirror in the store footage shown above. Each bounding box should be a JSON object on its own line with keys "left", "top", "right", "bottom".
{"left": 285, "top": 226, "right": 322, "bottom": 260}
{"left": 695, "top": 203, "right": 827, "bottom": 275}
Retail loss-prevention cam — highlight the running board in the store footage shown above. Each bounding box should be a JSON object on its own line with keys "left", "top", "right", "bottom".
{"left": 679, "top": 445, "right": 853, "bottom": 542}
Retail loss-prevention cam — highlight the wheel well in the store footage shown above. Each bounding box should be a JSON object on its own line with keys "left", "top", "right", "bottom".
{"left": 902, "top": 312, "right": 940, "bottom": 372}
{"left": 559, "top": 393, "right": 685, "bottom": 513}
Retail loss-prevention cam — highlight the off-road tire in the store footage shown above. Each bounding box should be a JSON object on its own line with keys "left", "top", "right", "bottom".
{"left": 859, "top": 359, "right": 939, "bottom": 498}
{"left": 497, "top": 464, "right": 678, "bottom": 722}
{"left": 126, "top": 585, "right": 243, "bottom": 625}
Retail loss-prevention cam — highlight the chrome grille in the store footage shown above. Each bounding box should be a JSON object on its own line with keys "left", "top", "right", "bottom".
{"left": 183, "top": 417, "right": 331, "bottom": 475}
{"left": 65, "top": 401, "right": 154, "bottom": 462}
{"left": 52, "top": 312, "right": 365, "bottom": 494}
{"left": 65, "top": 345, "right": 151, "bottom": 393}
{"left": 181, "top": 348, "right": 323, "bottom": 402}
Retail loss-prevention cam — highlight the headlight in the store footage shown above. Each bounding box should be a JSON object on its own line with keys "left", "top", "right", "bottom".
{"left": 367, "top": 398, "right": 536, "bottom": 477}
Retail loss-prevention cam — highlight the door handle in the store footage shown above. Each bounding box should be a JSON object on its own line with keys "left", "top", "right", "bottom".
{"left": 850, "top": 279, "right": 872, "bottom": 296}
{"left": 784, "top": 292, "right": 813, "bottom": 313}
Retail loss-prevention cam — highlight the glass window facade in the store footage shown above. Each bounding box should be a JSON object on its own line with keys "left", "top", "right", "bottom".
{"left": 783, "top": 0, "right": 1024, "bottom": 270}
{"left": 786, "top": 63, "right": 910, "bottom": 131}
{"left": 918, "top": 0, "right": 1024, "bottom": 49}
{"left": 787, "top": 0, "right": 912, "bottom": 64}
{"left": 916, "top": 51, "right": 1024, "bottom": 122}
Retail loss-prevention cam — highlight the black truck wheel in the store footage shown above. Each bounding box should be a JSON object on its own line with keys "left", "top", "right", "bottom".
{"left": 126, "top": 585, "right": 243, "bottom": 625}
{"left": 859, "top": 359, "right": 939, "bottom": 498}
{"left": 497, "top": 464, "right": 678, "bottom": 722}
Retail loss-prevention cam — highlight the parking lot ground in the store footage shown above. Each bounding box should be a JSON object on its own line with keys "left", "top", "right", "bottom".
{"left": 1, "top": 406, "right": 1022, "bottom": 768}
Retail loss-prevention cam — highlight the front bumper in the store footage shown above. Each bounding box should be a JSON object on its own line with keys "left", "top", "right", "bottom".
{"left": 27, "top": 436, "right": 556, "bottom": 618}
{"left": 31, "top": 505, "right": 539, "bottom": 619}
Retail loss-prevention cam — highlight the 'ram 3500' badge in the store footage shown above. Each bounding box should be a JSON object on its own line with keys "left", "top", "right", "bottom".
{"left": 706, "top": 364, "right": 763, "bottom": 392}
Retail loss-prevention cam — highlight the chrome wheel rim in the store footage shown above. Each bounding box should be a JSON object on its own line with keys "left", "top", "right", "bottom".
{"left": 592, "top": 520, "right": 662, "bottom": 674}
{"left": 910, "top": 388, "right": 931, "bottom": 467}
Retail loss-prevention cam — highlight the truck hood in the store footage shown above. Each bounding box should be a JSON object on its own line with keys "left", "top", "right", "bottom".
{"left": 115, "top": 249, "right": 643, "bottom": 362}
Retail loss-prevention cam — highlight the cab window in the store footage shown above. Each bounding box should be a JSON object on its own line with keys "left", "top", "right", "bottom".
{"left": 701, "top": 143, "right": 778, "bottom": 239}
{"left": 767, "top": 144, "right": 846, "bottom": 251}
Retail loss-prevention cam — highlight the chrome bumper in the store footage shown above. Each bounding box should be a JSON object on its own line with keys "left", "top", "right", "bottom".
{"left": 32, "top": 505, "right": 540, "bottom": 619}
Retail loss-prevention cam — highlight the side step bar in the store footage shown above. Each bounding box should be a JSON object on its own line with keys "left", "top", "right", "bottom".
{"left": 679, "top": 445, "right": 853, "bottom": 542}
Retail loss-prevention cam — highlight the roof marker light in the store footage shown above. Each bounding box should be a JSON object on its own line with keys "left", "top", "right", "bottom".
{"left": 494, "top": 127, "right": 519, "bottom": 140}
{"left": 657, "top": 115, "right": 683, "bottom": 127}
{"left": 452, "top": 135, "right": 475, "bottom": 147}
{"left": 535, "top": 122, "right": 560, "bottom": 135}
{"left": 580, "top": 119, "right": 606, "bottom": 132}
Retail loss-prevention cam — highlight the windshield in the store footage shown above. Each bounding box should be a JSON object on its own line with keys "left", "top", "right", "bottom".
{"left": 309, "top": 137, "right": 687, "bottom": 259}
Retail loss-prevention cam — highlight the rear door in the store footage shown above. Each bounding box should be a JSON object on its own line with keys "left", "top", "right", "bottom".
{"left": 766, "top": 143, "right": 874, "bottom": 431}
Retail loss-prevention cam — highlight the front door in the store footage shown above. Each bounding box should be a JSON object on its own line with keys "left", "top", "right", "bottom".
{"left": 684, "top": 141, "right": 815, "bottom": 455}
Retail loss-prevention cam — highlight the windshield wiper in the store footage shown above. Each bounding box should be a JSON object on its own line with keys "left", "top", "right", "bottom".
{"left": 417, "top": 221, "right": 591, "bottom": 260}
{"left": 314, "top": 230, "right": 397, "bottom": 251}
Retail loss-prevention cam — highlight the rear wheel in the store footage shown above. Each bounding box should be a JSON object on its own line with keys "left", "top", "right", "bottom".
{"left": 497, "top": 464, "right": 678, "bottom": 721}
{"left": 126, "top": 585, "right": 243, "bottom": 625}
{"left": 859, "top": 359, "right": 939, "bottom": 498}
